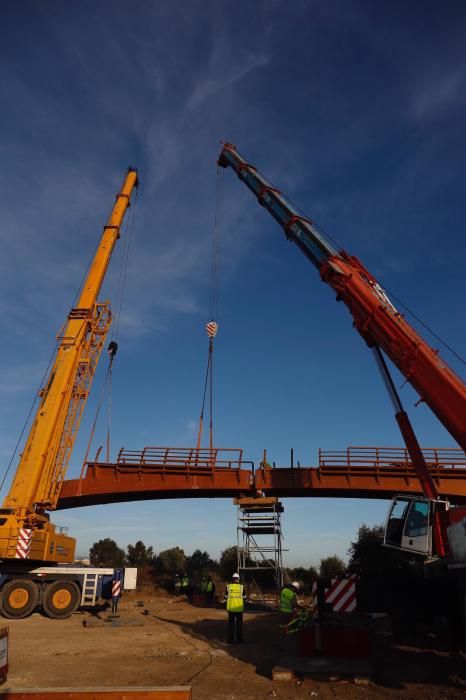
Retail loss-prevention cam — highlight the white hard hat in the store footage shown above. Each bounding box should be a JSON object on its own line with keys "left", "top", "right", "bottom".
{"left": 292, "top": 581, "right": 300, "bottom": 590}
{"left": 232, "top": 572, "right": 240, "bottom": 579}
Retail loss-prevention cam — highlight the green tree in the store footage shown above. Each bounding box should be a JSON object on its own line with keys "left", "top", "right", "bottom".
{"left": 89, "top": 538, "right": 126, "bottom": 567}
{"left": 287, "top": 566, "right": 318, "bottom": 590}
{"left": 187, "top": 549, "right": 215, "bottom": 575}
{"left": 127, "top": 540, "right": 154, "bottom": 567}
{"left": 319, "top": 555, "right": 346, "bottom": 580}
{"left": 158, "top": 546, "right": 187, "bottom": 575}
{"left": 347, "top": 523, "right": 419, "bottom": 576}
{"left": 219, "top": 545, "right": 238, "bottom": 580}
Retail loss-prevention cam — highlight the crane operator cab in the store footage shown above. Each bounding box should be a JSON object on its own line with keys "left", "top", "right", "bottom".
{"left": 384, "top": 496, "right": 437, "bottom": 556}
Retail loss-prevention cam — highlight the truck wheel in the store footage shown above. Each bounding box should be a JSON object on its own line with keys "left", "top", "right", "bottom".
{"left": 42, "top": 580, "right": 80, "bottom": 619}
{"left": 0, "top": 579, "right": 39, "bottom": 619}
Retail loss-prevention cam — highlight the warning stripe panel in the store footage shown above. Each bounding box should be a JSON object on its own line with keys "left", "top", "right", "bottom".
{"left": 15, "top": 528, "right": 32, "bottom": 559}
{"left": 333, "top": 584, "right": 357, "bottom": 612}
{"left": 324, "top": 575, "right": 357, "bottom": 613}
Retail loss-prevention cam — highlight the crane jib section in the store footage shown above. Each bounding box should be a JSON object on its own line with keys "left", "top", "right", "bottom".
{"left": 217, "top": 145, "right": 338, "bottom": 268}
{"left": 218, "top": 144, "right": 466, "bottom": 453}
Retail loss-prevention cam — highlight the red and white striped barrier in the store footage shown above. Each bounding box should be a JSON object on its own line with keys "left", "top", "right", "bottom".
{"left": 112, "top": 580, "right": 121, "bottom": 598}
{"left": 324, "top": 574, "right": 358, "bottom": 613}
{"left": 311, "top": 580, "right": 318, "bottom": 609}
{"left": 15, "top": 528, "right": 32, "bottom": 559}
{"left": 0, "top": 627, "right": 8, "bottom": 683}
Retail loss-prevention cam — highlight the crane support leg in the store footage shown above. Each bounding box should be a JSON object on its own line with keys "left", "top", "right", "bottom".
{"left": 372, "top": 348, "right": 445, "bottom": 556}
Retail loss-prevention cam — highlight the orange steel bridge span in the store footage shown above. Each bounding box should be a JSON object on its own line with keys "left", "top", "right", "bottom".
{"left": 56, "top": 446, "right": 466, "bottom": 510}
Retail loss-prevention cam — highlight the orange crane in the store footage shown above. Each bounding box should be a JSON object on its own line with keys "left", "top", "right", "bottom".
{"left": 218, "top": 143, "right": 466, "bottom": 639}
{"left": 0, "top": 169, "right": 138, "bottom": 618}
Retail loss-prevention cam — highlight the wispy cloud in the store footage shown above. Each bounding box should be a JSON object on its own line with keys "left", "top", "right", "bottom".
{"left": 0, "top": 362, "right": 45, "bottom": 395}
{"left": 1, "top": 1, "right": 465, "bottom": 567}
{"left": 187, "top": 49, "right": 269, "bottom": 111}
{"left": 409, "top": 68, "right": 466, "bottom": 122}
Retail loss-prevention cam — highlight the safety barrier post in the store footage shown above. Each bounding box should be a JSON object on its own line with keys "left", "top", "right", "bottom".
{"left": 0, "top": 627, "right": 8, "bottom": 684}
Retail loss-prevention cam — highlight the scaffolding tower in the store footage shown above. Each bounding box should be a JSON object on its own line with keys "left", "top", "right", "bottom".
{"left": 236, "top": 497, "right": 286, "bottom": 593}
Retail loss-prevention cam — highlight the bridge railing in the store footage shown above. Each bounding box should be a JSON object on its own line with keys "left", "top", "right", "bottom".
{"left": 115, "top": 446, "right": 248, "bottom": 470}
{"left": 318, "top": 446, "right": 466, "bottom": 470}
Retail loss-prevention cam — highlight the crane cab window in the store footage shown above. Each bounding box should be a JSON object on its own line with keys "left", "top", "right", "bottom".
{"left": 385, "top": 497, "right": 409, "bottom": 548}
{"left": 405, "top": 501, "right": 429, "bottom": 538}
{"left": 384, "top": 496, "right": 431, "bottom": 555}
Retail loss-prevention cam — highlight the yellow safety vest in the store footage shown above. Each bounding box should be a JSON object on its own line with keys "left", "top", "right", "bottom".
{"left": 280, "top": 587, "right": 295, "bottom": 613}
{"left": 207, "top": 581, "right": 213, "bottom": 593}
{"left": 226, "top": 583, "right": 244, "bottom": 613}
{"left": 201, "top": 580, "right": 208, "bottom": 592}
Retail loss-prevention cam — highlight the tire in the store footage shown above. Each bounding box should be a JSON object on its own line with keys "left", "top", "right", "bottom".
{"left": 42, "top": 580, "right": 80, "bottom": 619}
{"left": 0, "top": 579, "right": 39, "bottom": 619}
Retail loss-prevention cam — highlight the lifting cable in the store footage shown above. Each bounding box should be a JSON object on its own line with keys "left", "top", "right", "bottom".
{"left": 81, "top": 184, "right": 139, "bottom": 471}
{"left": 196, "top": 168, "right": 224, "bottom": 453}
{"left": 105, "top": 185, "right": 139, "bottom": 459}
{"left": 0, "top": 343, "right": 59, "bottom": 494}
{"left": 79, "top": 343, "right": 117, "bottom": 479}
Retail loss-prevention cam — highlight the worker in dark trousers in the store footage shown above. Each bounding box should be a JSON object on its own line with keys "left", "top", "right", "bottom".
{"left": 181, "top": 573, "right": 190, "bottom": 596}
{"left": 278, "top": 581, "right": 301, "bottom": 652}
{"left": 206, "top": 575, "right": 216, "bottom": 605}
{"left": 223, "top": 572, "right": 246, "bottom": 644}
{"left": 111, "top": 570, "right": 123, "bottom": 615}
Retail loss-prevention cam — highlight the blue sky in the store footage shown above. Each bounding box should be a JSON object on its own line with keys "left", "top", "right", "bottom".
{"left": 1, "top": 1, "right": 465, "bottom": 567}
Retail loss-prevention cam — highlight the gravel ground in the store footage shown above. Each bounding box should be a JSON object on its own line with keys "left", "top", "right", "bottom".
{"left": 1, "top": 588, "right": 465, "bottom": 699}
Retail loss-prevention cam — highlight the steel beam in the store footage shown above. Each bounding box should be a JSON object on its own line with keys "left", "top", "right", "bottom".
{"left": 57, "top": 445, "right": 466, "bottom": 509}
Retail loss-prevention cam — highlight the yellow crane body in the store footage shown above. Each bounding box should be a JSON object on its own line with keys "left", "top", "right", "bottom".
{"left": 0, "top": 169, "right": 138, "bottom": 563}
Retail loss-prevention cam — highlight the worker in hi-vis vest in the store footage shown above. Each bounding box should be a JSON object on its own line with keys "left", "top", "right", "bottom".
{"left": 277, "top": 581, "right": 301, "bottom": 651}
{"left": 223, "top": 572, "right": 246, "bottom": 644}
{"left": 279, "top": 581, "right": 300, "bottom": 620}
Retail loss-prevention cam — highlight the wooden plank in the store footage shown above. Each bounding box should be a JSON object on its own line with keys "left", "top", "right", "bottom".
{"left": 0, "top": 687, "right": 191, "bottom": 700}
{"left": 234, "top": 497, "right": 278, "bottom": 506}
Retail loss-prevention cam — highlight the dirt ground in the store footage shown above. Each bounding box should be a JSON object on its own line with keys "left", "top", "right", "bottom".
{"left": 2, "top": 587, "right": 465, "bottom": 699}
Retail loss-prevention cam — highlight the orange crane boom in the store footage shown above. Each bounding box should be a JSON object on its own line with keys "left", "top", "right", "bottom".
{"left": 0, "top": 169, "right": 138, "bottom": 563}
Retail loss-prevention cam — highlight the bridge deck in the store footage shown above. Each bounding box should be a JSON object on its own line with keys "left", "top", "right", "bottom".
{"left": 56, "top": 446, "right": 466, "bottom": 509}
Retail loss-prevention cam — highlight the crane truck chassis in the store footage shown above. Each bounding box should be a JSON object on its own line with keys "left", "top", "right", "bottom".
{"left": 0, "top": 565, "right": 137, "bottom": 619}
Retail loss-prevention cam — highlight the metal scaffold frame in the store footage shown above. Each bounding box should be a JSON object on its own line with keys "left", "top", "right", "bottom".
{"left": 236, "top": 497, "right": 286, "bottom": 593}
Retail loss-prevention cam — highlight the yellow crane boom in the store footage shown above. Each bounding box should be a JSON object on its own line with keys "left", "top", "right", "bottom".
{"left": 0, "top": 168, "right": 138, "bottom": 563}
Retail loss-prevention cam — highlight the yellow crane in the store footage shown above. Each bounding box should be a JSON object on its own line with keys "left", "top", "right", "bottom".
{"left": 0, "top": 168, "right": 138, "bottom": 618}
